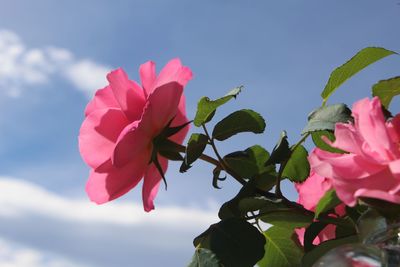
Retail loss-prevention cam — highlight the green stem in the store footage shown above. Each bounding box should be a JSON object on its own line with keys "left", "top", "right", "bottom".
{"left": 201, "top": 124, "right": 246, "bottom": 186}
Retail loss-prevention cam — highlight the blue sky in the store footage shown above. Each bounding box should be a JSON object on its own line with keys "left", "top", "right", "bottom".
{"left": 0, "top": 1, "right": 399, "bottom": 266}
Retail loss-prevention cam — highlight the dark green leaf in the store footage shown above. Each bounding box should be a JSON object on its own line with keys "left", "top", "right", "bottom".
{"left": 260, "top": 210, "right": 313, "bottom": 229}
{"left": 218, "top": 180, "right": 257, "bottom": 219}
{"left": 372, "top": 76, "right": 400, "bottom": 108}
{"left": 321, "top": 47, "right": 396, "bottom": 103}
{"left": 193, "top": 86, "right": 242, "bottom": 127}
{"left": 314, "top": 190, "right": 342, "bottom": 218}
{"left": 258, "top": 226, "right": 303, "bottom": 267}
{"left": 311, "top": 130, "right": 347, "bottom": 154}
{"left": 180, "top": 133, "right": 209, "bottom": 172}
{"left": 282, "top": 145, "right": 310, "bottom": 183}
{"left": 265, "top": 131, "right": 291, "bottom": 165}
{"left": 301, "top": 235, "right": 359, "bottom": 267}
{"left": 212, "top": 167, "right": 226, "bottom": 189}
{"left": 238, "top": 196, "right": 287, "bottom": 214}
{"left": 158, "top": 149, "right": 183, "bottom": 161}
{"left": 212, "top": 109, "right": 266, "bottom": 141}
{"left": 254, "top": 170, "right": 277, "bottom": 192}
{"left": 187, "top": 248, "right": 221, "bottom": 267}
{"left": 194, "top": 218, "right": 266, "bottom": 267}
{"left": 303, "top": 222, "right": 329, "bottom": 252}
{"left": 223, "top": 145, "right": 270, "bottom": 179}
{"left": 302, "top": 104, "right": 352, "bottom": 134}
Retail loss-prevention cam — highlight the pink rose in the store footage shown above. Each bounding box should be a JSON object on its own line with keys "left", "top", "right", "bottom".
{"left": 309, "top": 97, "right": 400, "bottom": 206}
{"left": 79, "top": 59, "right": 192, "bottom": 211}
{"left": 295, "top": 171, "right": 345, "bottom": 245}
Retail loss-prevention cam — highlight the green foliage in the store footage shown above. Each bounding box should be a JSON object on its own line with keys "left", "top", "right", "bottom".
{"left": 188, "top": 248, "right": 221, "bottom": 267}
{"left": 372, "top": 76, "right": 400, "bottom": 108}
{"left": 212, "top": 109, "right": 266, "bottom": 141}
{"left": 301, "top": 235, "right": 359, "bottom": 267}
{"left": 302, "top": 104, "right": 352, "bottom": 134}
{"left": 258, "top": 226, "right": 303, "bottom": 267}
{"left": 260, "top": 209, "right": 313, "bottom": 229}
{"left": 180, "top": 133, "right": 209, "bottom": 172}
{"left": 321, "top": 47, "right": 396, "bottom": 103}
{"left": 223, "top": 145, "right": 271, "bottom": 179}
{"left": 303, "top": 222, "right": 329, "bottom": 252}
{"left": 238, "top": 196, "right": 287, "bottom": 214}
{"left": 356, "top": 208, "right": 387, "bottom": 242}
{"left": 311, "top": 130, "right": 347, "bottom": 154}
{"left": 194, "top": 86, "right": 242, "bottom": 127}
{"left": 265, "top": 131, "right": 291, "bottom": 165}
{"left": 282, "top": 145, "right": 310, "bottom": 183}
{"left": 314, "top": 190, "right": 342, "bottom": 219}
{"left": 194, "top": 218, "right": 266, "bottom": 267}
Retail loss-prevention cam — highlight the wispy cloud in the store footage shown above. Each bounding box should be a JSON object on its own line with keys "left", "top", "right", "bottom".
{"left": 0, "top": 177, "right": 218, "bottom": 266}
{"left": 0, "top": 238, "right": 88, "bottom": 267}
{"left": 0, "top": 30, "right": 109, "bottom": 97}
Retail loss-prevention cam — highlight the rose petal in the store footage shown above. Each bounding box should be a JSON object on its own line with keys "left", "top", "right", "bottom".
{"left": 352, "top": 97, "right": 398, "bottom": 161}
{"left": 168, "top": 95, "right": 190, "bottom": 145}
{"left": 107, "top": 68, "right": 146, "bottom": 121}
{"left": 152, "top": 58, "right": 193, "bottom": 91}
{"left": 309, "top": 148, "right": 384, "bottom": 180}
{"left": 139, "top": 82, "right": 184, "bottom": 137}
{"left": 139, "top": 61, "right": 156, "bottom": 97}
{"left": 142, "top": 156, "right": 168, "bottom": 212}
{"left": 86, "top": 150, "right": 150, "bottom": 204}
{"left": 79, "top": 108, "right": 129, "bottom": 169}
{"left": 112, "top": 121, "right": 152, "bottom": 168}
{"left": 84, "top": 86, "right": 119, "bottom": 117}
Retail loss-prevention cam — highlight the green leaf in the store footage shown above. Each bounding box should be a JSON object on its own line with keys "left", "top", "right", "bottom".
{"left": 238, "top": 196, "right": 288, "bottom": 214}
{"left": 188, "top": 248, "right": 221, "bottom": 267}
{"left": 301, "top": 235, "right": 359, "bottom": 267}
{"left": 180, "top": 133, "right": 209, "bottom": 172}
{"left": 218, "top": 180, "right": 257, "bottom": 219}
{"left": 372, "top": 76, "right": 400, "bottom": 108}
{"left": 212, "top": 167, "right": 226, "bottom": 189}
{"left": 212, "top": 109, "right": 266, "bottom": 141}
{"left": 282, "top": 145, "right": 310, "bottom": 183}
{"left": 259, "top": 210, "right": 313, "bottom": 229}
{"left": 194, "top": 218, "right": 266, "bottom": 267}
{"left": 223, "top": 145, "right": 270, "bottom": 179}
{"left": 193, "top": 86, "right": 242, "bottom": 127}
{"left": 314, "top": 190, "right": 342, "bottom": 219}
{"left": 311, "top": 130, "right": 347, "bottom": 154}
{"left": 302, "top": 104, "right": 352, "bottom": 134}
{"left": 258, "top": 226, "right": 303, "bottom": 267}
{"left": 321, "top": 47, "right": 397, "bottom": 103}
{"left": 265, "top": 131, "right": 291, "bottom": 165}
{"left": 303, "top": 222, "right": 329, "bottom": 252}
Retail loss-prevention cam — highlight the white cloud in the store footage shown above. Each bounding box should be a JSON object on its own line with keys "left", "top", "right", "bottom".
{"left": 0, "top": 177, "right": 218, "bottom": 266}
{"left": 0, "top": 177, "right": 217, "bottom": 228}
{"left": 0, "top": 238, "right": 89, "bottom": 267}
{"left": 0, "top": 29, "right": 110, "bottom": 97}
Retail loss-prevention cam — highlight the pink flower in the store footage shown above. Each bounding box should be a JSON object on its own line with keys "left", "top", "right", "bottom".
{"left": 79, "top": 59, "right": 192, "bottom": 212}
{"left": 309, "top": 97, "right": 400, "bottom": 206}
{"left": 295, "top": 171, "right": 345, "bottom": 245}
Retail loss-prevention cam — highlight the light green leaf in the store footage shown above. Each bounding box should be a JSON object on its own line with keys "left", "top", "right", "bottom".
{"left": 372, "top": 76, "right": 400, "bottom": 108}
{"left": 212, "top": 109, "right": 266, "bottom": 141}
{"left": 302, "top": 104, "right": 352, "bottom": 134}
{"left": 193, "top": 86, "right": 242, "bottom": 127}
{"left": 282, "top": 145, "right": 310, "bottom": 183}
{"left": 180, "top": 133, "right": 209, "bottom": 172}
{"left": 187, "top": 248, "right": 221, "bottom": 267}
{"left": 194, "top": 218, "right": 265, "bottom": 267}
{"left": 258, "top": 226, "right": 303, "bottom": 267}
{"left": 314, "top": 190, "right": 342, "bottom": 218}
{"left": 321, "top": 47, "right": 396, "bottom": 103}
